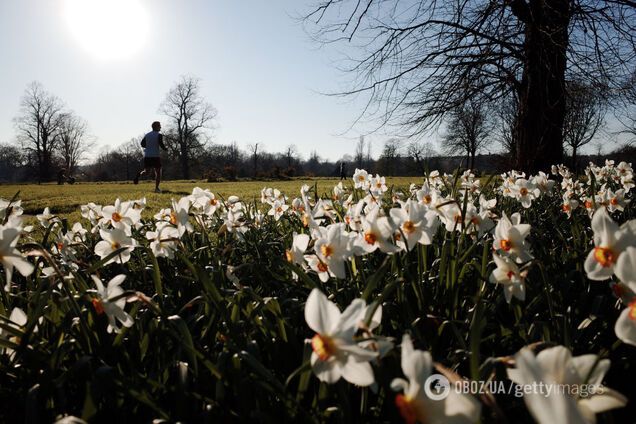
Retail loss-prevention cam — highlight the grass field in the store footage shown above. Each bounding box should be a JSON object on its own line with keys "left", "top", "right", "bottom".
{"left": 0, "top": 177, "right": 418, "bottom": 224}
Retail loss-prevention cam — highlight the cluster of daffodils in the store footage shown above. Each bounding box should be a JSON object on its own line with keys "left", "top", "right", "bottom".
{"left": 551, "top": 161, "right": 633, "bottom": 218}
{"left": 0, "top": 160, "right": 634, "bottom": 422}
{"left": 304, "top": 289, "right": 625, "bottom": 424}
{"left": 585, "top": 208, "right": 636, "bottom": 347}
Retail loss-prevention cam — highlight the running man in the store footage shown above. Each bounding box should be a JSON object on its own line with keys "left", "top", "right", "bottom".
{"left": 134, "top": 121, "right": 166, "bottom": 192}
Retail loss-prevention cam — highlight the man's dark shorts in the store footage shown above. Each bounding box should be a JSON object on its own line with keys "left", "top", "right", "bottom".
{"left": 144, "top": 157, "right": 162, "bottom": 168}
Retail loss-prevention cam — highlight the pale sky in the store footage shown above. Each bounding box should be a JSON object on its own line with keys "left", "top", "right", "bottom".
{"left": 0, "top": 0, "right": 393, "bottom": 162}
{"left": 0, "top": 0, "right": 624, "bottom": 164}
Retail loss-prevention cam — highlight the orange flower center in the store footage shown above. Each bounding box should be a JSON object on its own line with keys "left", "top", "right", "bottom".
{"left": 507, "top": 270, "right": 515, "bottom": 279}
{"left": 629, "top": 300, "right": 636, "bottom": 321}
{"left": 112, "top": 212, "right": 122, "bottom": 223}
{"left": 594, "top": 246, "right": 616, "bottom": 267}
{"left": 170, "top": 212, "right": 178, "bottom": 226}
{"left": 584, "top": 200, "right": 593, "bottom": 209}
{"left": 364, "top": 232, "right": 377, "bottom": 245}
{"left": 610, "top": 197, "right": 619, "bottom": 206}
{"left": 562, "top": 204, "right": 571, "bottom": 212}
{"left": 210, "top": 198, "right": 217, "bottom": 206}
{"left": 395, "top": 394, "right": 417, "bottom": 424}
{"left": 111, "top": 242, "right": 121, "bottom": 250}
{"left": 519, "top": 187, "right": 528, "bottom": 196}
{"left": 500, "top": 239, "right": 512, "bottom": 252}
{"left": 302, "top": 213, "right": 310, "bottom": 227}
{"left": 320, "top": 244, "right": 334, "bottom": 258}
{"left": 317, "top": 261, "right": 329, "bottom": 273}
{"left": 403, "top": 221, "right": 416, "bottom": 234}
{"left": 285, "top": 250, "right": 293, "bottom": 263}
{"left": 92, "top": 298, "right": 105, "bottom": 315}
{"left": 311, "top": 333, "right": 336, "bottom": 361}
{"left": 423, "top": 195, "right": 432, "bottom": 204}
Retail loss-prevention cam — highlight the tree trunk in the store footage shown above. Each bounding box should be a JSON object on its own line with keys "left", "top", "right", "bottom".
{"left": 572, "top": 145, "right": 578, "bottom": 174}
{"left": 515, "top": 0, "right": 569, "bottom": 172}
{"left": 180, "top": 142, "right": 190, "bottom": 179}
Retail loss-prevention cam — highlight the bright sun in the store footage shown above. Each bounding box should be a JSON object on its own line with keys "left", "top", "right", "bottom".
{"left": 63, "top": 0, "right": 150, "bottom": 61}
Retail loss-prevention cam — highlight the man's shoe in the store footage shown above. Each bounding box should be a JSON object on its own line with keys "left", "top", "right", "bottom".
{"left": 154, "top": 187, "right": 162, "bottom": 193}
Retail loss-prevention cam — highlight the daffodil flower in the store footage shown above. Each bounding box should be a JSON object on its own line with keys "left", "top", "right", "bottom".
{"left": 391, "top": 334, "right": 480, "bottom": 424}
{"left": 304, "top": 289, "right": 377, "bottom": 386}
{"left": 613, "top": 246, "right": 636, "bottom": 346}
{"left": 507, "top": 346, "right": 626, "bottom": 424}
{"left": 489, "top": 252, "right": 527, "bottom": 303}
{"left": 584, "top": 208, "right": 635, "bottom": 281}
{"left": 493, "top": 212, "right": 533, "bottom": 263}
{"left": 0, "top": 225, "right": 34, "bottom": 289}
{"left": 94, "top": 228, "right": 136, "bottom": 265}
{"left": 91, "top": 274, "right": 134, "bottom": 333}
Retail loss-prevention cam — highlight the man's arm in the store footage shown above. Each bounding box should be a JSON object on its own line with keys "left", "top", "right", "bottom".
{"left": 141, "top": 136, "right": 147, "bottom": 148}
{"left": 158, "top": 134, "right": 167, "bottom": 150}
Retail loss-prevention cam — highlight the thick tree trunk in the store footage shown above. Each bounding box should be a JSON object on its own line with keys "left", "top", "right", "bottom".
{"left": 180, "top": 143, "right": 190, "bottom": 179}
{"left": 515, "top": 0, "right": 570, "bottom": 172}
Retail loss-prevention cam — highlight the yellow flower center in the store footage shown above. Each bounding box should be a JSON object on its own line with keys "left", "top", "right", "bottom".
{"left": 403, "top": 221, "right": 416, "bottom": 234}
{"left": 594, "top": 246, "right": 616, "bottom": 267}
{"left": 320, "top": 244, "right": 334, "bottom": 258}
{"left": 285, "top": 250, "right": 293, "bottom": 262}
{"left": 500, "top": 239, "right": 512, "bottom": 252}
{"left": 92, "top": 298, "right": 105, "bottom": 315}
{"left": 302, "top": 213, "right": 310, "bottom": 227}
{"left": 112, "top": 212, "right": 122, "bottom": 222}
{"left": 364, "top": 232, "right": 377, "bottom": 245}
{"left": 311, "top": 333, "right": 336, "bottom": 361}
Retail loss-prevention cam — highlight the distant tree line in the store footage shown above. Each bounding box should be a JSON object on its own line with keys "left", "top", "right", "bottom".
{"left": 1, "top": 73, "right": 634, "bottom": 183}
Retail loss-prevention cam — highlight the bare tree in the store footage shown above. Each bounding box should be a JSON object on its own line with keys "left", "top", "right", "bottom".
{"left": 379, "top": 138, "right": 400, "bottom": 176}
{"left": 117, "top": 138, "right": 144, "bottom": 180}
{"left": 563, "top": 81, "right": 606, "bottom": 171}
{"left": 407, "top": 140, "right": 435, "bottom": 175}
{"left": 56, "top": 112, "right": 94, "bottom": 174}
{"left": 160, "top": 76, "right": 217, "bottom": 179}
{"left": 442, "top": 100, "right": 491, "bottom": 170}
{"left": 616, "top": 71, "right": 636, "bottom": 143}
{"left": 284, "top": 144, "right": 299, "bottom": 169}
{"left": 14, "top": 82, "right": 65, "bottom": 182}
{"left": 354, "top": 136, "right": 365, "bottom": 169}
{"left": 0, "top": 144, "right": 26, "bottom": 182}
{"left": 247, "top": 143, "right": 260, "bottom": 177}
{"left": 304, "top": 0, "right": 636, "bottom": 171}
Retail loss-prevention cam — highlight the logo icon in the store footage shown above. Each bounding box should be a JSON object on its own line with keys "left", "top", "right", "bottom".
{"left": 424, "top": 374, "right": 451, "bottom": 400}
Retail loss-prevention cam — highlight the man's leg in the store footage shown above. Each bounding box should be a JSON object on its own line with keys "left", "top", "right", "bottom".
{"left": 154, "top": 166, "right": 162, "bottom": 191}
{"left": 134, "top": 166, "right": 149, "bottom": 184}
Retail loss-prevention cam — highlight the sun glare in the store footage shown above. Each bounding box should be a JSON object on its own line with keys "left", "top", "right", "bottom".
{"left": 63, "top": 0, "right": 150, "bottom": 61}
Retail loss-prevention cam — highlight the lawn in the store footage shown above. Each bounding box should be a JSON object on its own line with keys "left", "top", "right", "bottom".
{"left": 0, "top": 177, "right": 418, "bottom": 224}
